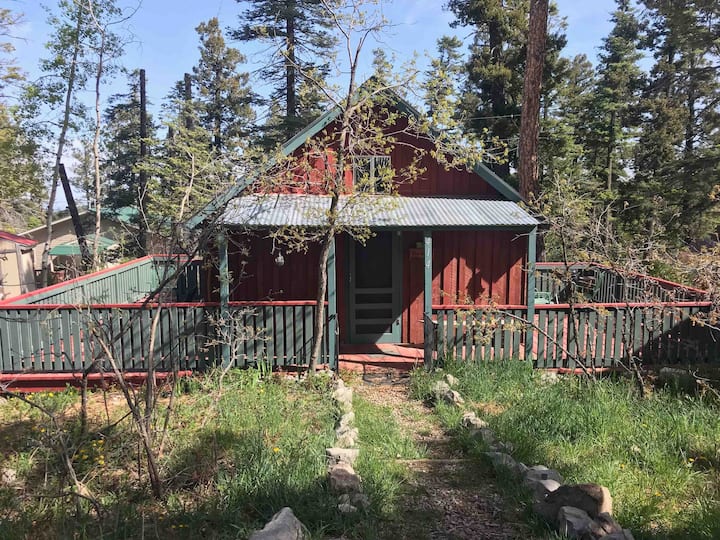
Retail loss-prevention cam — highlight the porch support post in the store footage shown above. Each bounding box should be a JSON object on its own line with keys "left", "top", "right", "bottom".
{"left": 423, "top": 230, "right": 433, "bottom": 368}
{"left": 327, "top": 235, "right": 337, "bottom": 370}
{"left": 217, "top": 228, "right": 231, "bottom": 368}
{"left": 525, "top": 226, "right": 537, "bottom": 362}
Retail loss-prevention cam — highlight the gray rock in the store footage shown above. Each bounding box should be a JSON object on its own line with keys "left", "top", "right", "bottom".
{"left": 484, "top": 452, "right": 526, "bottom": 476}
{"left": 326, "top": 447, "right": 359, "bottom": 466}
{"left": 337, "top": 502, "right": 357, "bottom": 514}
{"left": 461, "top": 411, "right": 488, "bottom": 429}
{"left": 541, "top": 483, "right": 613, "bottom": 520}
{"left": 328, "top": 463, "right": 362, "bottom": 494}
{"left": 335, "top": 424, "right": 357, "bottom": 438}
{"left": 431, "top": 380, "right": 451, "bottom": 397}
{"left": 539, "top": 371, "right": 560, "bottom": 385}
{"left": 336, "top": 429, "right": 358, "bottom": 448}
{"left": 557, "top": 506, "right": 594, "bottom": 539}
{"left": 350, "top": 492, "right": 370, "bottom": 509}
{"left": 249, "top": 507, "right": 307, "bottom": 540}
{"left": 444, "top": 374, "right": 459, "bottom": 387}
{"left": 524, "top": 465, "right": 564, "bottom": 484}
{"left": 1, "top": 467, "right": 17, "bottom": 485}
{"left": 442, "top": 389, "right": 465, "bottom": 406}
{"left": 588, "top": 512, "right": 624, "bottom": 537}
{"left": 523, "top": 477, "right": 561, "bottom": 501}
{"left": 332, "top": 386, "right": 353, "bottom": 405}
{"left": 338, "top": 411, "right": 355, "bottom": 428}
{"left": 494, "top": 441, "right": 514, "bottom": 454}
{"left": 477, "top": 428, "right": 496, "bottom": 445}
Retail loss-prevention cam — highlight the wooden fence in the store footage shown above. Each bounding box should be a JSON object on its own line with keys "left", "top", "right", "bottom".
{"left": 0, "top": 301, "right": 333, "bottom": 374}
{"left": 535, "top": 263, "right": 706, "bottom": 304}
{"left": 435, "top": 302, "right": 720, "bottom": 369}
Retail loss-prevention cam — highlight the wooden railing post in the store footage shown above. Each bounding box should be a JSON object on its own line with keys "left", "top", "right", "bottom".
{"left": 423, "top": 231, "right": 433, "bottom": 368}
{"left": 525, "top": 226, "right": 537, "bottom": 362}
{"left": 327, "top": 236, "right": 337, "bottom": 370}
{"left": 217, "top": 230, "right": 230, "bottom": 368}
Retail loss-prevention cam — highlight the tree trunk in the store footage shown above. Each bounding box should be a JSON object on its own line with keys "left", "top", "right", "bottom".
{"left": 138, "top": 69, "right": 148, "bottom": 253}
{"left": 58, "top": 164, "right": 91, "bottom": 271}
{"left": 40, "top": 4, "right": 85, "bottom": 287}
{"left": 92, "top": 30, "right": 106, "bottom": 270}
{"left": 286, "top": 7, "right": 297, "bottom": 119}
{"left": 518, "top": 0, "right": 548, "bottom": 200}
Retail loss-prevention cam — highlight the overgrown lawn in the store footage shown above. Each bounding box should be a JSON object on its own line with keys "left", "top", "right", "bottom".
{"left": 411, "top": 361, "right": 720, "bottom": 540}
{"left": 0, "top": 371, "right": 411, "bottom": 539}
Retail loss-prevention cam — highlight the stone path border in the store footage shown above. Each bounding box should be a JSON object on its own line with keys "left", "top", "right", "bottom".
{"left": 428, "top": 372, "right": 635, "bottom": 540}
{"left": 250, "top": 375, "right": 367, "bottom": 539}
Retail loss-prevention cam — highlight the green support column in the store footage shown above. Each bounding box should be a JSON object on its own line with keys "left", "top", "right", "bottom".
{"left": 327, "top": 236, "right": 338, "bottom": 370}
{"left": 217, "top": 229, "right": 230, "bottom": 368}
{"left": 423, "top": 230, "right": 433, "bottom": 368}
{"left": 525, "top": 226, "right": 537, "bottom": 363}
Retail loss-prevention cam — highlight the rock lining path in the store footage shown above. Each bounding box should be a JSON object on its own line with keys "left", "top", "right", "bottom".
{"left": 354, "top": 376, "right": 538, "bottom": 540}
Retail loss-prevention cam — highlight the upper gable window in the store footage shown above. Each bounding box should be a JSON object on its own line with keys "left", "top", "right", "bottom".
{"left": 353, "top": 155, "right": 392, "bottom": 193}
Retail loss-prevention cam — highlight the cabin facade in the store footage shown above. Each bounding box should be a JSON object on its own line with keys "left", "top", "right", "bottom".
{"left": 198, "top": 95, "right": 540, "bottom": 365}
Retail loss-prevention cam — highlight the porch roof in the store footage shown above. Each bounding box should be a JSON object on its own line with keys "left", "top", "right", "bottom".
{"left": 220, "top": 194, "right": 539, "bottom": 230}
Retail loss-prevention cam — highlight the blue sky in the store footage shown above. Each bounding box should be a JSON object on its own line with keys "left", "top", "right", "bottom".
{"left": 11, "top": 0, "right": 620, "bottom": 116}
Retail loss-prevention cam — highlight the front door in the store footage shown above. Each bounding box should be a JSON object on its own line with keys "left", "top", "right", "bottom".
{"left": 348, "top": 232, "right": 402, "bottom": 343}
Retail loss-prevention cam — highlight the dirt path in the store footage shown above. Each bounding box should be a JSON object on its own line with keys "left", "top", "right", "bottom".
{"left": 354, "top": 376, "right": 535, "bottom": 540}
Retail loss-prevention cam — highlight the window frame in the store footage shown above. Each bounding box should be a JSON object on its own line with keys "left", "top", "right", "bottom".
{"left": 352, "top": 155, "right": 392, "bottom": 193}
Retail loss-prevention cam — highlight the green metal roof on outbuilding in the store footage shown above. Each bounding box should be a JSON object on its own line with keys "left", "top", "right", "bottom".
{"left": 221, "top": 194, "right": 538, "bottom": 230}
{"left": 49, "top": 235, "right": 118, "bottom": 256}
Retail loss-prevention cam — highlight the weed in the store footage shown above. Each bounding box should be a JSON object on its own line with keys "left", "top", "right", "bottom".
{"left": 411, "top": 360, "right": 720, "bottom": 540}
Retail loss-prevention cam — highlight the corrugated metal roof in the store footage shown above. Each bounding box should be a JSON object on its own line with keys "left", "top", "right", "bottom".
{"left": 222, "top": 194, "right": 538, "bottom": 229}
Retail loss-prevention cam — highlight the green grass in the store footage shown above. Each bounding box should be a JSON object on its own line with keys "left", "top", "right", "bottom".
{"left": 0, "top": 372, "right": 431, "bottom": 539}
{"left": 411, "top": 361, "right": 720, "bottom": 540}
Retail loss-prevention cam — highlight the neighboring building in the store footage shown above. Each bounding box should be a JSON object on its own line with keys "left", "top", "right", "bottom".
{"left": 0, "top": 231, "right": 37, "bottom": 300}
{"left": 21, "top": 208, "right": 138, "bottom": 279}
{"left": 193, "top": 90, "right": 540, "bottom": 348}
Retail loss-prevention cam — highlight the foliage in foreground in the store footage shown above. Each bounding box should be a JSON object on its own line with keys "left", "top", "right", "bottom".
{"left": 0, "top": 370, "right": 425, "bottom": 539}
{"left": 411, "top": 361, "right": 720, "bottom": 540}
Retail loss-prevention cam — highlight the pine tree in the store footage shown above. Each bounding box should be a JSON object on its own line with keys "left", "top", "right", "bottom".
{"left": 102, "top": 71, "right": 156, "bottom": 212}
{"left": 232, "top": 0, "right": 337, "bottom": 144}
{"left": 539, "top": 54, "right": 596, "bottom": 185}
{"left": 623, "top": 0, "right": 720, "bottom": 246}
{"left": 423, "top": 36, "right": 464, "bottom": 133}
{"left": 193, "top": 17, "right": 256, "bottom": 152}
{"left": 447, "top": 0, "right": 567, "bottom": 179}
{"left": 590, "top": 0, "right": 643, "bottom": 216}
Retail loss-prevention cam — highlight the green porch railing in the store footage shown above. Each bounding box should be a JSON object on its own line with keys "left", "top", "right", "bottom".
{"left": 434, "top": 302, "right": 720, "bottom": 368}
{"left": 535, "top": 263, "right": 706, "bottom": 304}
{"left": 0, "top": 301, "right": 333, "bottom": 374}
{"left": 1, "top": 256, "right": 172, "bottom": 306}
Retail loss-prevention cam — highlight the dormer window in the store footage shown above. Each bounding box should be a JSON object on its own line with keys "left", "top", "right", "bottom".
{"left": 353, "top": 155, "right": 392, "bottom": 193}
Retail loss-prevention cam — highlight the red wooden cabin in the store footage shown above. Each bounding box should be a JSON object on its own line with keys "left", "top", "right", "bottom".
{"left": 192, "top": 91, "right": 540, "bottom": 367}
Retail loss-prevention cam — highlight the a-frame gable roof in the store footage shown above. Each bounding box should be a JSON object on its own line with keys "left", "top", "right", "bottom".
{"left": 186, "top": 86, "right": 522, "bottom": 229}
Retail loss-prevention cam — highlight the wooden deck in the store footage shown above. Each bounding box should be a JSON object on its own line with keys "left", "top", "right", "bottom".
{"left": 339, "top": 343, "right": 424, "bottom": 374}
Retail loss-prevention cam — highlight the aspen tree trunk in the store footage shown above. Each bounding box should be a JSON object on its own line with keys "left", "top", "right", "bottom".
{"left": 40, "top": 4, "right": 85, "bottom": 287}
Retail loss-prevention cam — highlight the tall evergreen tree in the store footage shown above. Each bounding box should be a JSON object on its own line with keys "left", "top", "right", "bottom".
{"left": 232, "top": 0, "right": 337, "bottom": 144}
{"left": 423, "top": 36, "right": 464, "bottom": 133}
{"left": 622, "top": 0, "right": 720, "bottom": 245}
{"left": 102, "top": 71, "right": 156, "bottom": 212}
{"left": 446, "top": 0, "right": 566, "bottom": 179}
{"left": 193, "top": 17, "right": 256, "bottom": 152}
{"left": 589, "top": 0, "right": 643, "bottom": 218}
